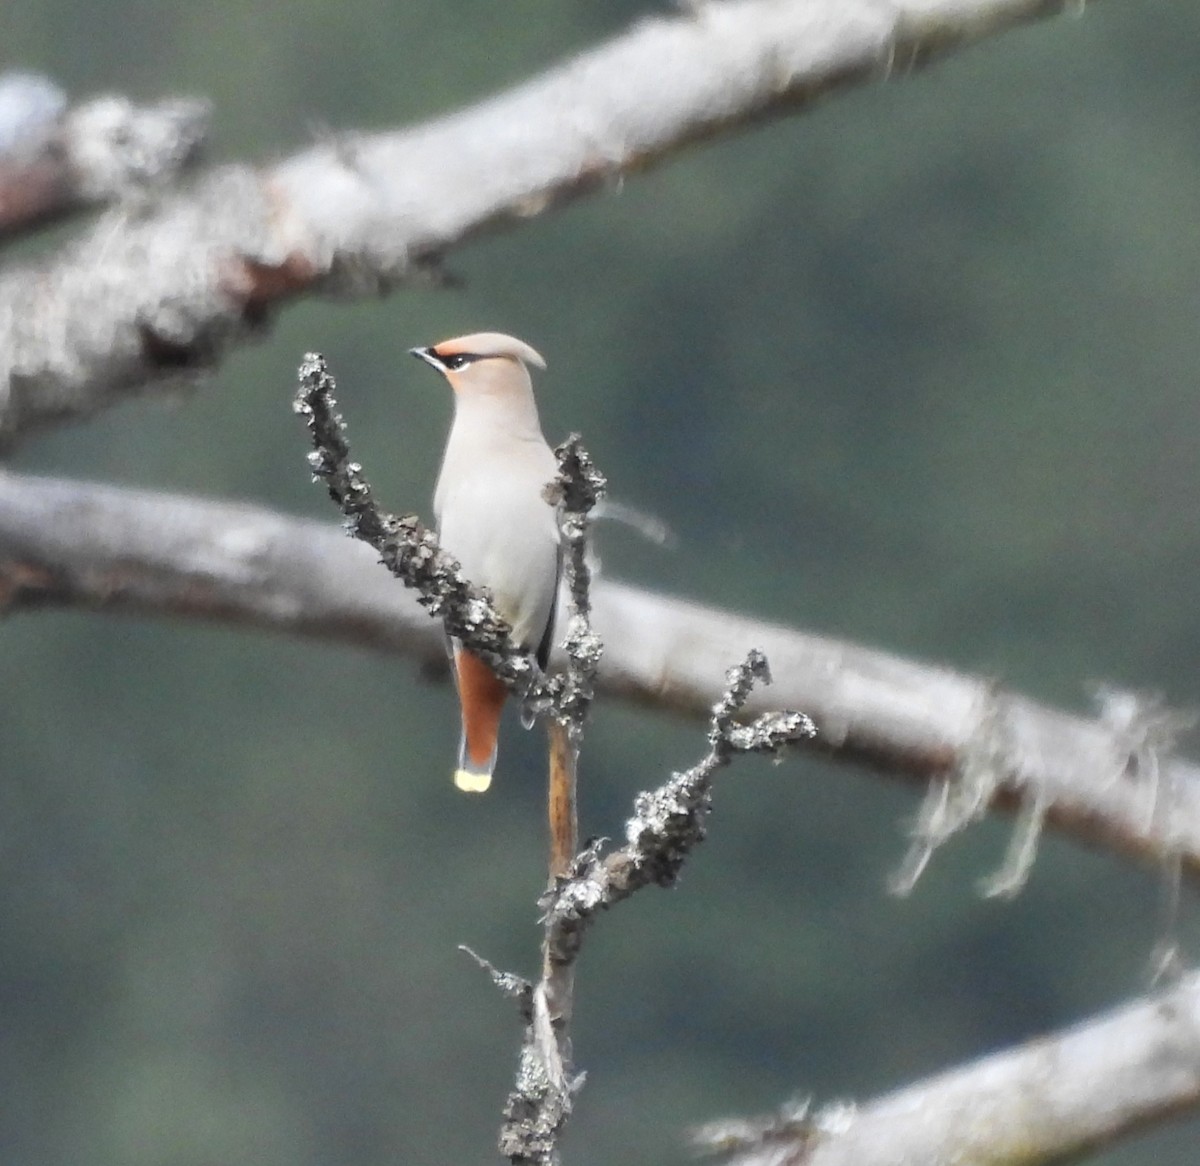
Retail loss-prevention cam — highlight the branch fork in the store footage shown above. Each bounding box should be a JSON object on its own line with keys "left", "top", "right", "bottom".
{"left": 295, "top": 351, "right": 816, "bottom": 1164}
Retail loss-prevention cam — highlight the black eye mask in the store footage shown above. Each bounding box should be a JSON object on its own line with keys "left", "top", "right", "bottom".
{"left": 437, "top": 352, "right": 481, "bottom": 371}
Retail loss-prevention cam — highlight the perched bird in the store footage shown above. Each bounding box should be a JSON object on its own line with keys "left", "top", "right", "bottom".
{"left": 411, "top": 332, "right": 561, "bottom": 793}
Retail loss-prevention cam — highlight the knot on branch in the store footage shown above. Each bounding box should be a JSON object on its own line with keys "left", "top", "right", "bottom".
{"left": 64, "top": 92, "right": 210, "bottom": 200}
{"left": 543, "top": 434, "right": 607, "bottom": 538}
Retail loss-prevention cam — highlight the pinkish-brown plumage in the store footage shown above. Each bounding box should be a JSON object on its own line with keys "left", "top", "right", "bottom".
{"left": 411, "top": 332, "right": 560, "bottom": 792}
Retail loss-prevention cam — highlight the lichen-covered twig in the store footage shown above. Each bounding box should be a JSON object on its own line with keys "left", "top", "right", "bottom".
{"left": 497, "top": 651, "right": 816, "bottom": 1164}
{"left": 542, "top": 436, "right": 606, "bottom": 880}
{"left": 498, "top": 437, "right": 607, "bottom": 1158}
{"left": 294, "top": 351, "right": 541, "bottom": 696}
{"left": 539, "top": 436, "right": 606, "bottom": 732}
{"left": 544, "top": 651, "right": 815, "bottom": 964}
{"left": 293, "top": 359, "right": 816, "bottom": 1163}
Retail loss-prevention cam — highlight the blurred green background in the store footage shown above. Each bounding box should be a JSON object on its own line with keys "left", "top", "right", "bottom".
{"left": 3, "top": 2, "right": 1200, "bottom": 1163}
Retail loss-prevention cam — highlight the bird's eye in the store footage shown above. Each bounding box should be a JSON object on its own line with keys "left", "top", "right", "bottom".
{"left": 441, "top": 353, "right": 473, "bottom": 371}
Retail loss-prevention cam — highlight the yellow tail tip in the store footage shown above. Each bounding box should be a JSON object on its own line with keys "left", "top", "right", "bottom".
{"left": 454, "top": 768, "right": 492, "bottom": 794}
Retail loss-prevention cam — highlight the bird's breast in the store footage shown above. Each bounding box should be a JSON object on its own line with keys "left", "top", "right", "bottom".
{"left": 435, "top": 465, "right": 560, "bottom": 651}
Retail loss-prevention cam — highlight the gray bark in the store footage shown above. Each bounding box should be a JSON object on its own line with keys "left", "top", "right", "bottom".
{"left": 0, "top": 0, "right": 1090, "bottom": 445}
{"left": 696, "top": 971, "right": 1200, "bottom": 1165}
{"left": 0, "top": 73, "right": 208, "bottom": 240}
{"left": 0, "top": 468, "right": 1193, "bottom": 881}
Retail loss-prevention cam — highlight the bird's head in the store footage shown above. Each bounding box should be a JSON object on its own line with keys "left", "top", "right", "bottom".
{"left": 410, "top": 332, "right": 546, "bottom": 397}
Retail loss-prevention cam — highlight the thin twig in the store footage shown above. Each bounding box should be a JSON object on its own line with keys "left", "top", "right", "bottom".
{"left": 295, "top": 354, "right": 815, "bottom": 1163}
{"left": 497, "top": 651, "right": 816, "bottom": 1163}
{"left": 543, "top": 435, "right": 606, "bottom": 881}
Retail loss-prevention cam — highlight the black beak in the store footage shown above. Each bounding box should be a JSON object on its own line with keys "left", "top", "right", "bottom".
{"left": 409, "top": 346, "right": 442, "bottom": 370}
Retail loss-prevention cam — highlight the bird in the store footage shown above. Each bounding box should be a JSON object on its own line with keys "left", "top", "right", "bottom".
{"left": 410, "top": 332, "right": 562, "bottom": 793}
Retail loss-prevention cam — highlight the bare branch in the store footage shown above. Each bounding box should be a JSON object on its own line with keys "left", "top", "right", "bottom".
{"left": 293, "top": 350, "right": 540, "bottom": 694}
{"left": 0, "top": 72, "right": 208, "bottom": 241}
{"left": 0, "top": 0, "right": 1091, "bottom": 445}
{"left": 694, "top": 970, "right": 1200, "bottom": 1166}
{"left": 543, "top": 652, "right": 815, "bottom": 963}
{"left": 2, "top": 471, "right": 1197, "bottom": 881}
{"left": 0, "top": 468, "right": 445, "bottom": 654}
{"left": 295, "top": 353, "right": 623, "bottom": 1161}
{"left": 498, "top": 652, "right": 816, "bottom": 1164}
{"left": 543, "top": 436, "right": 605, "bottom": 878}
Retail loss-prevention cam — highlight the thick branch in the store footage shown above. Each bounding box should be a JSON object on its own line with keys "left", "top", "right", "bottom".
{"left": 696, "top": 971, "right": 1200, "bottom": 1165}
{"left": 1, "top": 470, "right": 1193, "bottom": 880}
{"left": 0, "top": 72, "right": 208, "bottom": 241}
{"left": 0, "top": 0, "right": 1090, "bottom": 444}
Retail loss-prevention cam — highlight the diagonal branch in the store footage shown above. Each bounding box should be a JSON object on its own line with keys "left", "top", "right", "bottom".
{"left": 0, "top": 0, "right": 1091, "bottom": 445}
{"left": 693, "top": 970, "right": 1200, "bottom": 1165}
{"left": 541, "top": 652, "right": 816, "bottom": 969}
{"left": 1, "top": 469, "right": 1195, "bottom": 882}
{"left": 293, "top": 351, "right": 540, "bottom": 694}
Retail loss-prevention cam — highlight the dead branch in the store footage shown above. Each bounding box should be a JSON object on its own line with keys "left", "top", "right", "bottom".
{"left": 493, "top": 652, "right": 815, "bottom": 1164}
{"left": 0, "top": 469, "right": 1195, "bottom": 881}
{"left": 0, "top": 0, "right": 1091, "bottom": 445}
{"left": 298, "top": 350, "right": 662, "bottom": 1162}
{"left": 293, "top": 351, "right": 541, "bottom": 696}
{"left": 503, "top": 443, "right": 606, "bottom": 1164}
{"left": 0, "top": 71, "right": 208, "bottom": 241}
{"left": 694, "top": 970, "right": 1200, "bottom": 1166}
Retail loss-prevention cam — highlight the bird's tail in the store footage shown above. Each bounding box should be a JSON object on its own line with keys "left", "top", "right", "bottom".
{"left": 452, "top": 646, "right": 506, "bottom": 793}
